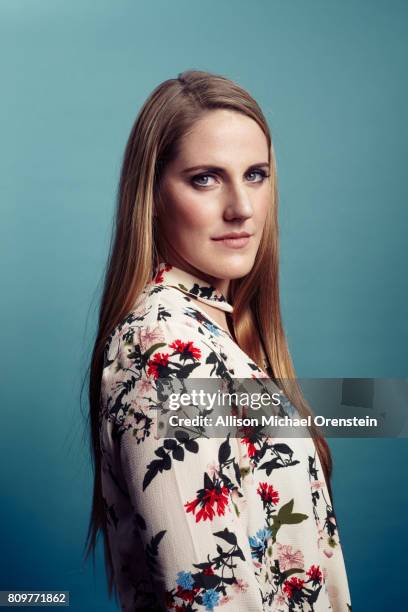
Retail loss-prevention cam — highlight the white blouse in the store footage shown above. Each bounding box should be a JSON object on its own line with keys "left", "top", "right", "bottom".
{"left": 99, "top": 261, "right": 352, "bottom": 611}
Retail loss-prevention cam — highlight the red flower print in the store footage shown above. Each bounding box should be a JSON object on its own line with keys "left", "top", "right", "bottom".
{"left": 154, "top": 263, "right": 172, "bottom": 284}
{"left": 202, "top": 566, "right": 214, "bottom": 576}
{"left": 306, "top": 564, "right": 322, "bottom": 585}
{"left": 185, "top": 484, "right": 230, "bottom": 522}
{"left": 175, "top": 585, "right": 200, "bottom": 602}
{"left": 169, "top": 339, "right": 201, "bottom": 361}
{"left": 283, "top": 576, "right": 305, "bottom": 598}
{"left": 147, "top": 352, "right": 169, "bottom": 378}
{"left": 241, "top": 436, "right": 257, "bottom": 457}
{"left": 239, "top": 424, "right": 264, "bottom": 458}
{"left": 257, "top": 482, "right": 280, "bottom": 505}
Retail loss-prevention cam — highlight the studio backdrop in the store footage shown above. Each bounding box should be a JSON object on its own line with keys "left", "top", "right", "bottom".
{"left": 1, "top": 1, "right": 407, "bottom": 610}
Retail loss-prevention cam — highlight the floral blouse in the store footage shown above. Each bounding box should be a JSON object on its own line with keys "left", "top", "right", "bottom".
{"left": 99, "top": 261, "right": 352, "bottom": 611}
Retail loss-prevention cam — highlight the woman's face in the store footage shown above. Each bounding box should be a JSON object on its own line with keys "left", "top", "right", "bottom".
{"left": 156, "top": 109, "right": 271, "bottom": 295}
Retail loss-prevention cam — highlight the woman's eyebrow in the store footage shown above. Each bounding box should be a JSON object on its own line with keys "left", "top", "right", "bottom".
{"left": 181, "top": 162, "right": 270, "bottom": 174}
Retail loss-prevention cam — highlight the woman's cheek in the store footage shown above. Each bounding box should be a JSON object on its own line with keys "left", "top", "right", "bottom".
{"left": 178, "top": 203, "right": 216, "bottom": 232}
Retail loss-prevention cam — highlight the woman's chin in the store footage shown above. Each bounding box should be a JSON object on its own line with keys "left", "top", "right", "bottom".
{"left": 203, "top": 254, "right": 256, "bottom": 280}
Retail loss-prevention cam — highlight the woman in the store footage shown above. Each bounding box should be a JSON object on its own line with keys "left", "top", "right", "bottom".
{"left": 84, "top": 70, "right": 352, "bottom": 611}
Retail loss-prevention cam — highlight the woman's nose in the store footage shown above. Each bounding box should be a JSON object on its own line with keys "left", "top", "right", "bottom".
{"left": 223, "top": 183, "right": 254, "bottom": 220}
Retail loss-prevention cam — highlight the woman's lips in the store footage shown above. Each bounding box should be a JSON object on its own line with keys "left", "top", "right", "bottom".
{"left": 213, "top": 236, "right": 251, "bottom": 249}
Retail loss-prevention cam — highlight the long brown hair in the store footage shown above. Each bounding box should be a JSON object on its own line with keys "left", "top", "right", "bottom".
{"left": 82, "top": 69, "right": 333, "bottom": 600}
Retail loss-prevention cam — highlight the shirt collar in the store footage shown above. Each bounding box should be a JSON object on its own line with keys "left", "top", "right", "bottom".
{"left": 152, "top": 261, "right": 234, "bottom": 313}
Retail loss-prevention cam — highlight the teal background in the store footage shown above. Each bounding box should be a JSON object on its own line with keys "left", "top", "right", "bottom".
{"left": 1, "top": 0, "right": 407, "bottom": 610}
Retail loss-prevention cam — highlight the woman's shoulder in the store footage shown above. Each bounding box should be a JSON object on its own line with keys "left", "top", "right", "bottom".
{"left": 100, "top": 284, "right": 234, "bottom": 428}
{"left": 103, "top": 282, "right": 224, "bottom": 369}
{"left": 117, "top": 282, "right": 205, "bottom": 336}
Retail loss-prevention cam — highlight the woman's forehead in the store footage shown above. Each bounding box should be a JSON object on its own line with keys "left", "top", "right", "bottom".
{"left": 174, "top": 111, "right": 269, "bottom": 167}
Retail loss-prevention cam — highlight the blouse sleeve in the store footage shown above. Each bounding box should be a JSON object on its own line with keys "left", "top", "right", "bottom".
{"left": 102, "top": 313, "right": 264, "bottom": 611}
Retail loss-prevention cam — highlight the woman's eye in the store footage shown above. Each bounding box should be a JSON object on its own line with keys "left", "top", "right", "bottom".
{"left": 191, "top": 174, "right": 215, "bottom": 187}
{"left": 247, "top": 169, "right": 269, "bottom": 182}
{"left": 191, "top": 169, "right": 269, "bottom": 188}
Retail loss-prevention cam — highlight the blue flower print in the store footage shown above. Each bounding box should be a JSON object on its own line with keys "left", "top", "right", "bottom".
{"left": 202, "top": 587, "right": 220, "bottom": 610}
{"left": 205, "top": 322, "right": 222, "bottom": 337}
{"left": 248, "top": 526, "right": 272, "bottom": 560}
{"left": 176, "top": 570, "right": 194, "bottom": 590}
